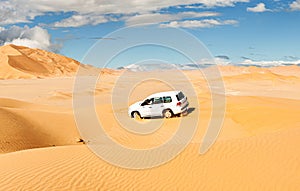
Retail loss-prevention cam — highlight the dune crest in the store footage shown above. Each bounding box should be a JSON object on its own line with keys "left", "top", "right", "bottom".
{"left": 0, "top": 44, "right": 81, "bottom": 79}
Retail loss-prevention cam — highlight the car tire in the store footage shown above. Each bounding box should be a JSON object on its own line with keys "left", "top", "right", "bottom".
{"left": 163, "top": 109, "right": 173, "bottom": 118}
{"left": 132, "top": 111, "right": 141, "bottom": 120}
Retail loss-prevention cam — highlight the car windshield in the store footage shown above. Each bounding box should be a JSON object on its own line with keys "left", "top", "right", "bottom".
{"left": 141, "top": 99, "right": 151, "bottom": 106}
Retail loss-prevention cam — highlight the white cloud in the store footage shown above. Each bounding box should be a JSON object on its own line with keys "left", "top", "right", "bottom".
{"left": 122, "top": 58, "right": 300, "bottom": 71}
{"left": 239, "top": 59, "right": 300, "bottom": 67}
{"left": 53, "top": 14, "right": 116, "bottom": 28}
{"left": 0, "top": 0, "right": 43, "bottom": 25}
{"left": 290, "top": 0, "right": 300, "bottom": 10}
{"left": 247, "top": 3, "right": 270, "bottom": 12}
{"left": 160, "top": 19, "right": 238, "bottom": 28}
{"left": 195, "top": 57, "right": 231, "bottom": 65}
{"left": 0, "top": 25, "right": 60, "bottom": 52}
{"left": 0, "top": 0, "right": 249, "bottom": 26}
{"left": 125, "top": 11, "right": 219, "bottom": 26}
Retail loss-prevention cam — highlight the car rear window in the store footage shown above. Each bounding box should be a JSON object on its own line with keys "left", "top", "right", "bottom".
{"left": 176, "top": 92, "right": 185, "bottom": 101}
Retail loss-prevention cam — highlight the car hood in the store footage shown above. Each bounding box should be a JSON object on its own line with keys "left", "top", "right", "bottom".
{"left": 129, "top": 101, "right": 143, "bottom": 110}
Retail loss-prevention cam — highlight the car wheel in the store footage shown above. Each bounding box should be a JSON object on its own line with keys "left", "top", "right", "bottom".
{"left": 163, "top": 109, "right": 173, "bottom": 118}
{"left": 132, "top": 111, "right": 141, "bottom": 120}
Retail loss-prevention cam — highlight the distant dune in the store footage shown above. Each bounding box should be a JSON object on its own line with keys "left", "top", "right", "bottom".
{"left": 0, "top": 44, "right": 82, "bottom": 79}
{"left": 0, "top": 45, "right": 300, "bottom": 190}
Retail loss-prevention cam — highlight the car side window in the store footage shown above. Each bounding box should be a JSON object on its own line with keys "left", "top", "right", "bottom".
{"left": 163, "top": 96, "right": 172, "bottom": 103}
{"left": 153, "top": 97, "right": 163, "bottom": 104}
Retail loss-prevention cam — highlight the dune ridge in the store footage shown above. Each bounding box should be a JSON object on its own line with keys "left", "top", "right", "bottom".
{"left": 0, "top": 45, "right": 81, "bottom": 79}
{"left": 0, "top": 44, "right": 99, "bottom": 79}
{"left": 0, "top": 44, "right": 121, "bottom": 80}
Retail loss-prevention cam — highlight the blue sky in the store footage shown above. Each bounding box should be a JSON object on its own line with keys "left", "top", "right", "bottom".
{"left": 0, "top": 0, "right": 300, "bottom": 68}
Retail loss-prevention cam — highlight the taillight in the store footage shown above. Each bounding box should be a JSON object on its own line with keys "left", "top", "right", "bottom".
{"left": 176, "top": 102, "right": 181, "bottom": 106}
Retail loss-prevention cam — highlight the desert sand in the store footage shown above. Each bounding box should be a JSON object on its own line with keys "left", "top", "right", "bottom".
{"left": 0, "top": 45, "right": 300, "bottom": 190}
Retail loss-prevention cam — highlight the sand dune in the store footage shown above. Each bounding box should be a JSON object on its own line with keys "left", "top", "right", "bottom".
{"left": 0, "top": 124, "right": 299, "bottom": 190}
{"left": 0, "top": 45, "right": 300, "bottom": 190}
{"left": 0, "top": 44, "right": 108, "bottom": 80}
{"left": 0, "top": 98, "right": 80, "bottom": 153}
{"left": 0, "top": 44, "right": 82, "bottom": 79}
{"left": 1, "top": 68, "right": 299, "bottom": 190}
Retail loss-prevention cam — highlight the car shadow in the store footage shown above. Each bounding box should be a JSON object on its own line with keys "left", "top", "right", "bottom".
{"left": 144, "top": 107, "right": 196, "bottom": 120}
{"left": 187, "top": 107, "right": 195, "bottom": 114}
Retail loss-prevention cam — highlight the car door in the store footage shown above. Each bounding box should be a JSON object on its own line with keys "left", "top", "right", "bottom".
{"left": 163, "top": 96, "right": 173, "bottom": 110}
{"left": 139, "top": 98, "right": 152, "bottom": 117}
{"left": 149, "top": 97, "right": 164, "bottom": 116}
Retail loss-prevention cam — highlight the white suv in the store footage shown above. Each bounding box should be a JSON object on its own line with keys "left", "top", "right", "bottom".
{"left": 128, "top": 91, "right": 189, "bottom": 119}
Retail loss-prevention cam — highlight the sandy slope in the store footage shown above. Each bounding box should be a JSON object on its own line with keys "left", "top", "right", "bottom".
{"left": 0, "top": 98, "right": 80, "bottom": 153}
{"left": 0, "top": 125, "right": 299, "bottom": 191}
{"left": 0, "top": 44, "right": 82, "bottom": 79}
{"left": 0, "top": 46, "right": 300, "bottom": 190}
